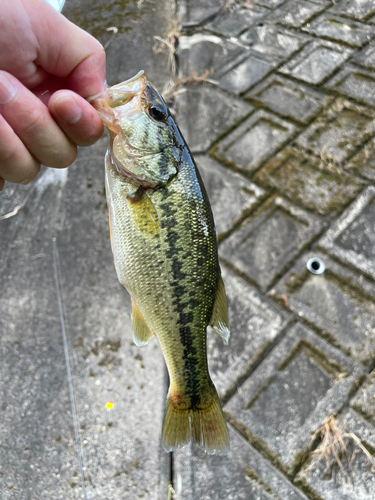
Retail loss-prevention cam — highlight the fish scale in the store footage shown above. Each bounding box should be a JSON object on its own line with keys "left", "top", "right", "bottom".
{"left": 91, "top": 71, "right": 230, "bottom": 454}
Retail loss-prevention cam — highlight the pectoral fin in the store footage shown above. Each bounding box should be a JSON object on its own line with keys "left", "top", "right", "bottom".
{"left": 131, "top": 299, "right": 154, "bottom": 346}
{"left": 210, "top": 276, "right": 230, "bottom": 344}
{"left": 127, "top": 189, "right": 160, "bottom": 238}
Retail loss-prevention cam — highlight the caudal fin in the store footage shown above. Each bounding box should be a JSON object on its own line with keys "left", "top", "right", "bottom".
{"left": 162, "top": 388, "right": 230, "bottom": 455}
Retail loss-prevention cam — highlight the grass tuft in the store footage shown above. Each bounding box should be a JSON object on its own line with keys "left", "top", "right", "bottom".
{"left": 308, "top": 415, "right": 375, "bottom": 483}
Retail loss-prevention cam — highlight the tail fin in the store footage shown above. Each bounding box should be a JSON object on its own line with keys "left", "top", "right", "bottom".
{"left": 162, "top": 387, "right": 230, "bottom": 455}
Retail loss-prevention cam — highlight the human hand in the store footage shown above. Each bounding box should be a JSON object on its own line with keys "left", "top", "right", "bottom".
{"left": 0, "top": 0, "right": 106, "bottom": 191}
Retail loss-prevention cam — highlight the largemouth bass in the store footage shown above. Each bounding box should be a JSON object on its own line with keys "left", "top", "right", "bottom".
{"left": 90, "top": 71, "right": 230, "bottom": 455}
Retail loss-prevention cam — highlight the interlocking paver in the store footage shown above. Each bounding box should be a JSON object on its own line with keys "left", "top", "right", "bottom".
{"left": 175, "top": 84, "right": 254, "bottom": 153}
{"left": 218, "top": 53, "right": 276, "bottom": 95}
{"left": 345, "top": 136, "right": 375, "bottom": 180}
{"left": 319, "top": 187, "right": 375, "bottom": 280}
{"left": 303, "top": 13, "right": 374, "bottom": 47}
{"left": 206, "top": 4, "right": 270, "bottom": 37}
{"left": 208, "top": 265, "right": 290, "bottom": 399}
{"left": 174, "top": 427, "right": 309, "bottom": 500}
{"left": 214, "top": 110, "right": 297, "bottom": 173}
{"left": 225, "top": 323, "right": 363, "bottom": 476}
{"left": 265, "top": 0, "right": 330, "bottom": 28}
{"left": 329, "top": 0, "right": 375, "bottom": 20}
{"left": 295, "top": 98, "right": 375, "bottom": 165}
{"left": 179, "top": 34, "right": 246, "bottom": 78}
{"left": 195, "top": 155, "right": 267, "bottom": 237}
{"left": 325, "top": 64, "right": 375, "bottom": 107}
{"left": 256, "top": 0, "right": 286, "bottom": 7}
{"left": 246, "top": 74, "right": 330, "bottom": 123}
{"left": 253, "top": 147, "right": 364, "bottom": 215}
{"left": 219, "top": 196, "right": 324, "bottom": 292}
{"left": 295, "top": 409, "right": 375, "bottom": 499}
{"left": 239, "top": 24, "right": 307, "bottom": 61}
{"left": 280, "top": 39, "right": 353, "bottom": 84}
{"left": 352, "top": 40, "right": 375, "bottom": 68}
{"left": 351, "top": 369, "right": 375, "bottom": 424}
{"left": 270, "top": 252, "right": 375, "bottom": 368}
{"left": 180, "top": 0, "right": 226, "bottom": 27}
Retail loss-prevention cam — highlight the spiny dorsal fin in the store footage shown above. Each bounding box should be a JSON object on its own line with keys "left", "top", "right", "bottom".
{"left": 210, "top": 275, "right": 230, "bottom": 344}
{"left": 131, "top": 299, "right": 154, "bottom": 346}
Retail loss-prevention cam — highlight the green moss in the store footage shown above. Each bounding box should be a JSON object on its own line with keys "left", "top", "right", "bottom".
{"left": 244, "top": 467, "right": 277, "bottom": 498}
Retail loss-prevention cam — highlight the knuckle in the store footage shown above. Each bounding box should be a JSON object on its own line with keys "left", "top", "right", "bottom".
{"left": 19, "top": 108, "right": 47, "bottom": 136}
{"left": 0, "top": 141, "right": 19, "bottom": 165}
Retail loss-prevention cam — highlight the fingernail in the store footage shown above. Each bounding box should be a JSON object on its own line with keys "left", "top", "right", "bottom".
{"left": 54, "top": 93, "right": 82, "bottom": 124}
{"left": 0, "top": 72, "right": 17, "bottom": 104}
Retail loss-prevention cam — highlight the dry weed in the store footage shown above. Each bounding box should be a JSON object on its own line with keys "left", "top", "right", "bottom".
{"left": 162, "top": 69, "right": 217, "bottom": 101}
{"left": 308, "top": 415, "right": 375, "bottom": 483}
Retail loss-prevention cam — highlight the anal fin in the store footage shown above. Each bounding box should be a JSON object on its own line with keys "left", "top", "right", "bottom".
{"left": 210, "top": 275, "right": 230, "bottom": 344}
{"left": 131, "top": 299, "right": 154, "bottom": 346}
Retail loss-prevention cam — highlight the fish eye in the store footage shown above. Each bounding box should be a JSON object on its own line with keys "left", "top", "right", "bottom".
{"left": 148, "top": 105, "right": 167, "bottom": 122}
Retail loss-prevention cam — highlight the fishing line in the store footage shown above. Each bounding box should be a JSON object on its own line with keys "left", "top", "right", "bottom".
{"left": 52, "top": 237, "right": 89, "bottom": 500}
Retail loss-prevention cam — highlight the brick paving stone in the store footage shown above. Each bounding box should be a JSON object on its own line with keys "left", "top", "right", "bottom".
{"left": 225, "top": 323, "right": 363, "bottom": 476}
{"left": 206, "top": 4, "right": 270, "bottom": 37}
{"left": 239, "top": 24, "right": 307, "bottom": 62}
{"left": 270, "top": 252, "right": 375, "bottom": 368}
{"left": 179, "top": 34, "right": 246, "bottom": 78}
{"left": 208, "top": 265, "right": 290, "bottom": 399}
{"left": 329, "top": 0, "right": 375, "bottom": 20}
{"left": 280, "top": 40, "right": 353, "bottom": 84}
{"left": 246, "top": 74, "right": 331, "bottom": 123}
{"left": 295, "top": 408, "right": 375, "bottom": 500}
{"left": 266, "top": 0, "right": 330, "bottom": 28}
{"left": 219, "top": 196, "right": 324, "bottom": 292}
{"left": 218, "top": 52, "right": 276, "bottom": 95}
{"left": 173, "top": 427, "right": 309, "bottom": 500}
{"left": 295, "top": 99, "right": 375, "bottom": 165}
{"left": 253, "top": 147, "right": 364, "bottom": 216}
{"left": 351, "top": 369, "right": 375, "bottom": 425}
{"left": 175, "top": 85, "right": 254, "bottom": 153}
{"left": 303, "top": 13, "right": 374, "bottom": 47}
{"left": 325, "top": 64, "right": 375, "bottom": 107}
{"left": 319, "top": 187, "right": 375, "bottom": 281}
{"left": 195, "top": 155, "right": 267, "bottom": 237}
{"left": 180, "top": 0, "right": 226, "bottom": 27}
{"left": 345, "top": 136, "right": 375, "bottom": 181}
{"left": 352, "top": 40, "right": 375, "bottom": 69}
{"left": 214, "top": 110, "right": 297, "bottom": 173}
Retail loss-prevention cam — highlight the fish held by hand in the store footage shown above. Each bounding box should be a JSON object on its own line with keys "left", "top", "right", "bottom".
{"left": 90, "top": 71, "right": 230, "bottom": 455}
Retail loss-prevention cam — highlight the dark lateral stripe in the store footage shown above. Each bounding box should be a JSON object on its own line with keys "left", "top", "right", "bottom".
{"left": 159, "top": 194, "right": 201, "bottom": 407}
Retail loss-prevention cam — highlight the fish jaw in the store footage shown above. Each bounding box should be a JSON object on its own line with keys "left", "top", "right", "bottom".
{"left": 88, "top": 70, "right": 147, "bottom": 135}
{"left": 89, "top": 70, "right": 179, "bottom": 188}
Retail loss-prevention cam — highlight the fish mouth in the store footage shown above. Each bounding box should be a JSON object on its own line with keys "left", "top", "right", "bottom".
{"left": 89, "top": 70, "right": 162, "bottom": 187}
{"left": 88, "top": 70, "right": 147, "bottom": 134}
